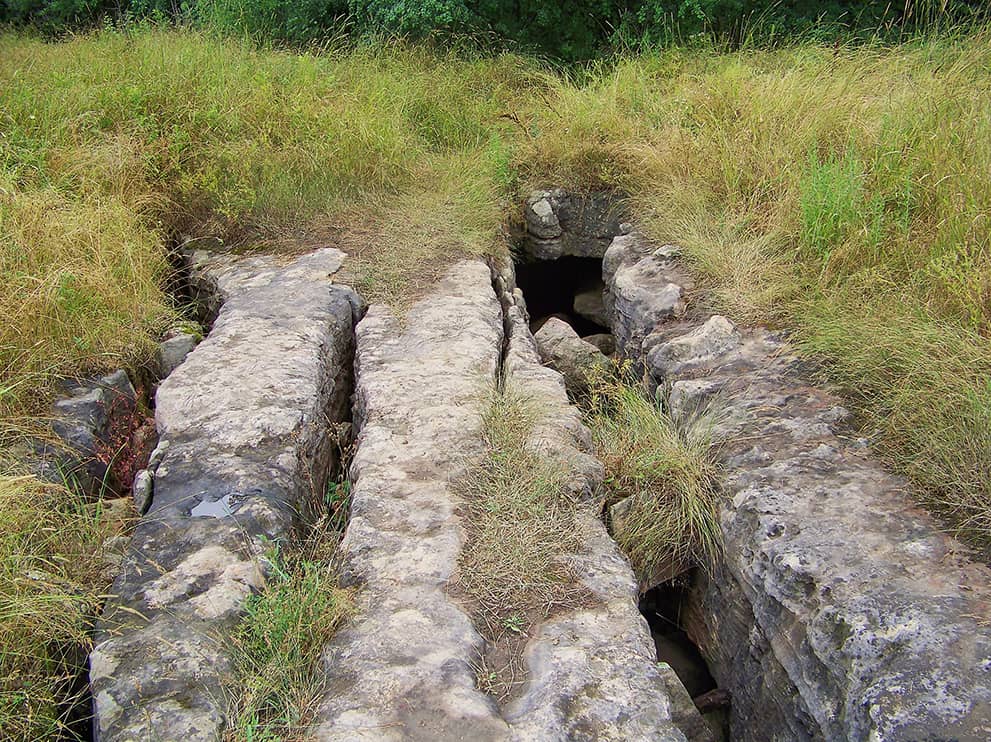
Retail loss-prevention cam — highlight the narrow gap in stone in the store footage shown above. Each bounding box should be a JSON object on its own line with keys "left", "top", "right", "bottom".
{"left": 641, "top": 579, "right": 729, "bottom": 740}
{"left": 514, "top": 242, "right": 730, "bottom": 739}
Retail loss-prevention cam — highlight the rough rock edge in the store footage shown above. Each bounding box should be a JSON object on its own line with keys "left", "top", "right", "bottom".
{"left": 90, "top": 248, "right": 358, "bottom": 742}
{"left": 494, "top": 260, "right": 692, "bottom": 742}
{"left": 603, "top": 232, "right": 991, "bottom": 742}
{"left": 522, "top": 189, "right": 625, "bottom": 261}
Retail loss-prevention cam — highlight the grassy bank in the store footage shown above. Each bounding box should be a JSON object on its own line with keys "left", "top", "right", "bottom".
{"left": 518, "top": 34, "right": 991, "bottom": 544}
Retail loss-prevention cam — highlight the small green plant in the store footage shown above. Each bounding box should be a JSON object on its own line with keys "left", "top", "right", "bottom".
{"left": 227, "top": 533, "right": 351, "bottom": 741}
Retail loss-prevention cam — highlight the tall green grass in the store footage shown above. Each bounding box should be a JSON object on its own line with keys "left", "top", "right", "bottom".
{"left": 3, "top": 26, "right": 991, "bottom": 738}
{"left": 0, "top": 29, "right": 534, "bottom": 416}
{"left": 519, "top": 32, "right": 991, "bottom": 546}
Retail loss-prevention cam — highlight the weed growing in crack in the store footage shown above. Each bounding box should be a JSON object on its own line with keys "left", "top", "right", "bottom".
{"left": 227, "top": 431, "right": 355, "bottom": 741}
{"left": 455, "top": 385, "right": 591, "bottom": 703}
{"left": 226, "top": 527, "right": 351, "bottom": 742}
{"left": 584, "top": 369, "right": 722, "bottom": 587}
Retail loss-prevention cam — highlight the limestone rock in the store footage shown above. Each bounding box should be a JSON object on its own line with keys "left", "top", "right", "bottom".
{"left": 533, "top": 317, "right": 611, "bottom": 395}
{"left": 153, "top": 333, "right": 197, "bottom": 379}
{"left": 523, "top": 189, "right": 624, "bottom": 261}
{"left": 312, "top": 260, "right": 509, "bottom": 741}
{"left": 646, "top": 316, "right": 741, "bottom": 376}
{"left": 498, "top": 268, "right": 688, "bottom": 741}
{"left": 582, "top": 332, "right": 615, "bottom": 356}
{"left": 657, "top": 663, "right": 717, "bottom": 742}
{"left": 131, "top": 468, "right": 153, "bottom": 515}
{"left": 638, "top": 307, "right": 991, "bottom": 741}
{"left": 91, "top": 248, "right": 356, "bottom": 742}
{"left": 602, "top": 233, "right": 693, "bottom": 362}
{"left": 573, "top": 286, "right": 609, "bottom": 326}
{"left": 36, "top": 370, "right": 137, "bottom": 494}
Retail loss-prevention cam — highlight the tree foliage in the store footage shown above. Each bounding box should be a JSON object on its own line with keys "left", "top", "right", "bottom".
{"left": 1, "top": 0, "right": 987, "bottom": 57}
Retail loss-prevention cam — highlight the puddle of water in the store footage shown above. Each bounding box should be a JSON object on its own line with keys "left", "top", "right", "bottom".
{"left": 190, "top": 492, "right": 243, "bottom": 518}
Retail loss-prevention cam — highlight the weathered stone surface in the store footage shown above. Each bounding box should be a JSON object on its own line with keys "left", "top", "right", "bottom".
{"left": 602, "top": 233, "right": 693, "bottom": 361}
{"left": 533, "top": 317, "right": 611, "bottom": 396}
{"left": 582, "top": 332, "right": 615, "bottom": 356}
{"left": 154, "top": 333, "right": 197, "bottom": 378}
{"left": 522, "top": 189, "right": 624, "bottom": 261}
{"left": 573, "top": 286, "right": 609, "bottom": 326}
{"left": 312, "top": 260, "right": 509, "bottom": 741}
{"left": 496, "top": 265, "right": 689, "bottom": 741}
{"left": 91, "top": 248, "right": 357, "bottom": 742}
{"left": 131, "top": 468, "right": 153, "bottom": 514}
{"left": 634, "top": 302, "right": 991, "bottom": 739}
{"left": 35, "top": 369, "right": 137, "bottom": 493}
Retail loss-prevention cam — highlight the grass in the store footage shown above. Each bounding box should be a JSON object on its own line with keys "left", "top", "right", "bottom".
{"left": 455, "top": 385, "right": 590, "bottom": 702}
{"left": 517, "top": 34, "right": 991, "bottom": 547}
{"left": 585, "top": 373, "right": 722, "bottom": 585}
{"left": 226, "top": 519, "right": 351, "bottom": 741}
{"left": 0, "top": 29, "right": 534, "bottom": 415}
{"left": 0, "top": 475, "right": 130, "bottom": 741}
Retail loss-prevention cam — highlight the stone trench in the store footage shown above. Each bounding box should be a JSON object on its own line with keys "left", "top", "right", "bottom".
{"left": 45, "top": 190, "right": 991, "bottom": 741}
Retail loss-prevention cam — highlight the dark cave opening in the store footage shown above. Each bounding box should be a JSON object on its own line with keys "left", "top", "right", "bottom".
{"left": 514, "top": 256, "right": 610, "bottom": 338}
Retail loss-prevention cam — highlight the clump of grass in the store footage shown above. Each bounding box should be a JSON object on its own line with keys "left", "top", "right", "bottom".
{"left": 226, "top": 519, "right": 351, "bottom": 742}
{"left": 456, "top": 385, "right": 590, "bottom": 702}
{"left": 0, "top": 475, "right": 127, "bottom": 741}
{"left": 585, "top": 374, "right": 721, "bottom": 585}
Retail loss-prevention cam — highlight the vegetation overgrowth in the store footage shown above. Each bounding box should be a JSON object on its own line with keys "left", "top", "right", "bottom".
{"left": 227, "top": 524, "right": 351, "bottom": 741}
{"left": 456, "top": 385, "right": 590, "bottom": 701}
{"left": 2, "top": 17, "right": 991, "bottom": 739}
{"left": 586, "top": 373, "right": 722, "bottom": 584}
{"left": 2, "top": 0, "right": 986, "bottom": 59}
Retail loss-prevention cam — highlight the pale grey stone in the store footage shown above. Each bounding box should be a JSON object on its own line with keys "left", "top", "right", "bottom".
{"left": 37, "top": 369, "right": 137, "bottom": 494}
{"left": 522, "top": 189, "right": 624, "bottom": 260}
{"left": 601, "top": 233, "right": 694, "bottom": 361}
{"left": 498, "top": 268, "right": 687, "bottom": 741}
{"left": 154, "top": 333, "right": 197, "bottom": 378}
{"left": 92, "top": 248, "right": 356, "bottom": 742}
{"left": 647, "top": 315, "right": 742, "bottom": 376}
{"left": 624, "top": 283, "right": 991, "bottom": 741}
{"left": 312, "top": 260, "right": 509, "bottom": 741}
{"left": 131, "top": 468, "right": 153, "bottom": 514}
{"left": 533, "top": 317, "right": 611, "bottom": 395}
{"left": 572, "top": 286, "right": 609, "bottom": 326}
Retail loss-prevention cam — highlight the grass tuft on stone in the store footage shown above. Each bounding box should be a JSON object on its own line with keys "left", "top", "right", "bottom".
{"left": 455, "top": 385, "right": 590, "bottom": 702}
{"left": 586, "top": 373, "right": 722, "bottom": 585}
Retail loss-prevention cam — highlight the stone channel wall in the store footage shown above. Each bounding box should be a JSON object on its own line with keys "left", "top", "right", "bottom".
{"left": 602, "top": 231, "right": 991, "bottom": 741}
{"left": 311, "top": 259, "right": 696, "bottom": 741}
{"left": 90, "top": 249, "right": 359, "bottom": 741}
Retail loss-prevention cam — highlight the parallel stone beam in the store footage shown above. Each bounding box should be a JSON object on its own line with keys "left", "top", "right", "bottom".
{"left": 604, "top": 231, "right": 991, "bottom": 741}
{"left": 312, "top": 260, "right": 509, "bottom": 740}
{"left": 313, "top": 259, "right": 691, "bottom": 741}
{"left": 91, "top": 249, "right": 358, "bottom": 741}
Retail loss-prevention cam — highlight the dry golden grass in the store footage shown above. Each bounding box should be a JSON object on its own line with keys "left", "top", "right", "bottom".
{"left": 585, "top": 372, "right": 722, "bottom": 584}
{"left": 455, "top": 385, "right": 591, "bottom": 702}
